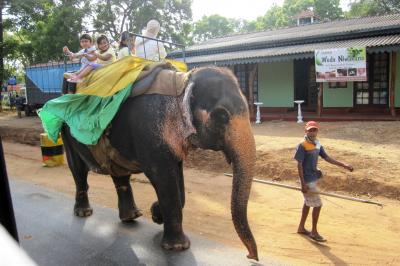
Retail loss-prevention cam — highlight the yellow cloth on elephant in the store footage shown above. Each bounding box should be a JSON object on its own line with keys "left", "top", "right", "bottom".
{"left": 76, "top": 56, "right": 187, "bottom": 97}
{"left": 38, "top": 56, "right": 188, "bottom": 145}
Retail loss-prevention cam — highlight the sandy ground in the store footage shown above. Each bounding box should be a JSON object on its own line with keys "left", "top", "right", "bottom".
{"left": 1, "top": 111, "right": 400, "bottom": 265}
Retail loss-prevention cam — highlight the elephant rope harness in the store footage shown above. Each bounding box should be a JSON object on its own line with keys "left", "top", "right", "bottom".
{"left": 88, "top": 63, "right": 196, "bottom": 177}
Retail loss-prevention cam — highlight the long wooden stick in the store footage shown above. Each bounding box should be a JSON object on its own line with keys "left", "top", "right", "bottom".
{"left": 223, "top": 173, "right": 383, "bottom": 207}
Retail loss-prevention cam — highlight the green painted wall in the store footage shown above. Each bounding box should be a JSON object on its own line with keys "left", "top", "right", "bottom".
{"left": 395, "top": 53, "right": 400, "bottom": 107}
{"left": 323, "top": 82, "right": 354, "bottom": 107}
{"left": 258, "top": 61, "right": 294, "bottom": 107}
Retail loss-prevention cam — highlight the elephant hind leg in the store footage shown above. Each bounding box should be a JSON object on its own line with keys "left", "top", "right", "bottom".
{"left": 151, "top": 202, "right": 163, "bottom": 224}
{"left": 112, "top": 175, "right": 142, "bottom": 222}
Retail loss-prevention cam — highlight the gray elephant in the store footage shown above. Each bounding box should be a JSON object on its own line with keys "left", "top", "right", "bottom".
{"left": 61, "top": 66, "right": 258, "bottom": 260}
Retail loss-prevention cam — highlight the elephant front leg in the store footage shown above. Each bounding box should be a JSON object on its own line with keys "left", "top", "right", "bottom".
{"left": 74, "top": 190, "right": 92, "bottom": 217}
{"left": 112, "top": 175, "right": 142, "bottom": 222}
{"left": 150, "top": 161, "right": 185, "bottom": 225}
{"left": 62, "top": 133, "right": 92, "bottom": 217}
{"left": 146, "top": 162, "right": 190, "bottom": 251}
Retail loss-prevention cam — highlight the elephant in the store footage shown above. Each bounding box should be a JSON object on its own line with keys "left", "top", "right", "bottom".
{"left": 61, "top": 66, "right": 258, "bottom": 260}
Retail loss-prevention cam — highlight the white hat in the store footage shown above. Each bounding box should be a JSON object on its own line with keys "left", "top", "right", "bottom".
{"left": 143, "top": 20, "right": 160, "bottom": 38}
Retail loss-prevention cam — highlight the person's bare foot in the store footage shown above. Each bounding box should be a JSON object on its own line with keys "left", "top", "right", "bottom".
{"left": 67, "top": 77, "right": 84, "bottom": 83}
{"left": 64, "top": 73, "right": 76, "bottom": 79}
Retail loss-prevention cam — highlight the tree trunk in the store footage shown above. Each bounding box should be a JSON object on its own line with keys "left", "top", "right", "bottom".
{"left": 0, "top": 0, "right": 4, "bottom": 112}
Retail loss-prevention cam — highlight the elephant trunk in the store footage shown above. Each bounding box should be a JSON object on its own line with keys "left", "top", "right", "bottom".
{"left": 225, "top": 115, "right": 258, "bottom": 261}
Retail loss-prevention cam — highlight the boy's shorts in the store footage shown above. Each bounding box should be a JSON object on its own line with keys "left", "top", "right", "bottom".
{"left": 303, "top": 181, "right": 322, "bottom": 207}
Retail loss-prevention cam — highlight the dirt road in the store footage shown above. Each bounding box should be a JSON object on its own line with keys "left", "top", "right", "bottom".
{"left": 2, "top": 112, "right": 400, "bottom": 264}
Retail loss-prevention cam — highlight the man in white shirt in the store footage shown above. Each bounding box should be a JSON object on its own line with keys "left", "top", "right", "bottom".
{"left": 135, "top": 20, "right": 167, "bottom": 61}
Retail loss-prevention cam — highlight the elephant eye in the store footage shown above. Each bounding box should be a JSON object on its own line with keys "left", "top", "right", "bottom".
{"left": 211, "top": 107, "right": 230, "bottom": 124}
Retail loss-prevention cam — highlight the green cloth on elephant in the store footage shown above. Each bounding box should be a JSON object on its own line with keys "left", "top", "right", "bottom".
{"left": 38, "top": 86, "right": 131, "bottom": 145}
{"left": 38, "top": 56, "right": 187, "bottom": 145}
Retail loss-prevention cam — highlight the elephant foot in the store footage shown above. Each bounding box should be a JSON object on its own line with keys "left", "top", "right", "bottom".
{"left": 116, "top": 185, "right": 142, "bottom": 222}
{"left": 161, "top": 233, "right": 190, "bottom": 251}
{"left": 151, "top": 202, "right": 163, "bottom": 224}
{"left": 74, "top": 191, "right": 93, "bottom": 217}
{"left": 120, "top": 207, "right": 143, "bottom": 223}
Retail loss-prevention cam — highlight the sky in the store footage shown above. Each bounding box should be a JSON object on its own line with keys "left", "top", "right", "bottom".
{"left": 192, "top": 0, "right": 352, "bottom": 21}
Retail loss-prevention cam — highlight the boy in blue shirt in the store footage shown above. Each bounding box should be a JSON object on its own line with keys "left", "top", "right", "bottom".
{"left": 294, "top": 121, "right": 353, "bottom": 242}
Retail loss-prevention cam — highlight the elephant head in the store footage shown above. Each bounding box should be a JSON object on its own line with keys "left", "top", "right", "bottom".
{"left": 187, "top": 67, "right": 258, "bottom": 261}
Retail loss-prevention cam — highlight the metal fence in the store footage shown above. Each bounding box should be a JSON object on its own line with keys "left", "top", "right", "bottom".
{"left": 129, "top": 32, "right": 186, "bottom": 62}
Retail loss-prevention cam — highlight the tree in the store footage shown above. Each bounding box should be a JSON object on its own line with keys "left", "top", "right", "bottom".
{"left": 192, "top": 15, "right": 246, "bottom": 42}
{"left": 7, "top": 0, "right": 88, "bottom": 64}
{"left": 259, "top": 4, "right": 289, "bottom": 30}
{"left": 281, "top": 0, "right": 313, "bottom": 26}
{"left": 91, "top": 0, "right": 192, "bottom": 46}
{"left": 347, "top": 0, "right": 400, "bottom": 17}
{"left": 314, "top": 0, "right": 343, "bottom": 20}
{"left": 282, "top": 0, "right": 343, "bottom": 23}
{"left": 245, "top": 0, "right": 343, "bottom": 32}
{"left": 1, "top": 0, "right": 6, "bottom": 90}
{"left": 33, "top": 2, "right": 88, "bottom": 62}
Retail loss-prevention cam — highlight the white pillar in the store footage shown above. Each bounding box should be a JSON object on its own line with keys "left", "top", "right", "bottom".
{"left": 294, "top": 100, "right": 304, "bottom": 123}
{"left": 254, "top": 102, "right": 263, "bottom": 124}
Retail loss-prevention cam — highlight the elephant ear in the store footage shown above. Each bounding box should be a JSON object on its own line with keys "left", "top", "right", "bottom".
{"left": 210, "top": 107, "right": 231, "bottom": 125}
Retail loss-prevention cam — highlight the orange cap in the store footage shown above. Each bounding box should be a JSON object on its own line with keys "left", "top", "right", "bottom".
{"left": 305, "top": 121, "right": 319, "bottom": 131}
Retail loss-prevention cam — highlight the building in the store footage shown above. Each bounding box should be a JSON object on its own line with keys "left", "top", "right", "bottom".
{"left": 294, "top": 9, "right": 320, "bottom": 26}
{"left": 173, "top": 14, "right": 400, "bottom": 120}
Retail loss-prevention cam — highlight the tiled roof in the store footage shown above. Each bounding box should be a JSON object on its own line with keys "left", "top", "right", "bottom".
{"left": 184, "top": 34, "right": 400, "bottom": 66}
{"left": 185, "top": 14, "right": 400, "bottom": 53}
{"left": 294, "top": 10, "right": 318, "bottom": 19}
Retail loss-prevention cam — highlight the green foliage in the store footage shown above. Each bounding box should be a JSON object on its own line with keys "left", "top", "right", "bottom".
{"left": 35, "top": 3, "right": 87, "bottom": 62}
{"left": 91, "top": 0, "right": 193, "bottom": 46}
{"left": 6, "top": 0, "right": 54, "bottom": 32}
{"left": 282, "top": 0, "right": 343, "bottom": 24}
{"left": 346, "top": 0, "right": 400, "bottom": 17}
{"left": 280, "top": 0, "right": 310, "bottom": 25}
{"left": 262, "top": 4, "right": 289, "bottom": 29}
{"left": 3, "top": 0, "right": 399, "bottom": 66}
{"left": 314, "top": 0, "right": 343, "bottom": 20}
{"left": 6, "top": 0, "right": 87, "bottom": 64}
{"left": 239, "top": 0, "right": 344, "bottom": 34}
{"left": 192, "top": 15, "right": 246, "bottom": 42}
{"left": 2, "top": 33, "right": 24, "bottom": 82}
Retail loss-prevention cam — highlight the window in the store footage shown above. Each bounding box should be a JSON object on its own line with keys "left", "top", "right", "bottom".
{"left": 299, "top": 17, "right": 312, "bottom": 25}
{"left": 354, "top": 53, "right": 389, "bottom": 106}
{"left": 233, "top": 64, "right": 258, "bottom": 102}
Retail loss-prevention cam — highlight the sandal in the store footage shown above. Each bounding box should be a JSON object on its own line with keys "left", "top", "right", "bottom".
{"left": 309, "top": 234, "right": 327, "bottom": 242}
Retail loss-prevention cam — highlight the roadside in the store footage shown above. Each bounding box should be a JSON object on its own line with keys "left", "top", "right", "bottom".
{"left": 2, "top": 112, "right": 400, "bottom": 200}
{"left": 3, "top": 141, "right": 400, "bottom": 265}
{"left": 1, "top": 111, "right": 400, "bottom": 264}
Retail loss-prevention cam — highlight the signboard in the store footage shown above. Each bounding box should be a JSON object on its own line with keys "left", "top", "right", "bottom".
{"left": 314, "top": 47, "right": 367, "bottom": 82}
